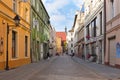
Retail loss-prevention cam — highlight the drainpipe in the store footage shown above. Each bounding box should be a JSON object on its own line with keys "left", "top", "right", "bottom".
{"left": 5, "top": 24, "right": 9, "bottom": 70}
{"left": 103, "top": 0, "right": 106, "bottom": 64}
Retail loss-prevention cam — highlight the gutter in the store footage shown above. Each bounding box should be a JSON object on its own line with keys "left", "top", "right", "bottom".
{"left": 104, "top": 0, "right": 106, "bottom": 64}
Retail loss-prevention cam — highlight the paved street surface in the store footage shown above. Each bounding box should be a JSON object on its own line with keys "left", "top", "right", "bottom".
{"left": 0, "top": 55, "right": 120, "bottom": 80}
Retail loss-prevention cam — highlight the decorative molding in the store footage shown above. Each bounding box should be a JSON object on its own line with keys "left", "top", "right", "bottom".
{"left": 106, "top": 13, "right": 120, "bottom": 26}
{"left": 106, "top": 24, "right": 120, "bottom": 34}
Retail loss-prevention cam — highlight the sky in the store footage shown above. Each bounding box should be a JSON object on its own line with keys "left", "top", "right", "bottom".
{"left": 42, "top": 0, "right": 83, "bottom": 31}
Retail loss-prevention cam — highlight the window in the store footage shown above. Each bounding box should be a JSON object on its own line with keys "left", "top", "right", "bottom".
{"left": 13, "top": 0, "right": 17, "bottom": 12}
{"left": 86, "top": 24, "right": 90, "bottom": 40}
{"left": 33, "top": 17, "right": 36, "bottom": 28}
{"left": 91, "top": 18, "right": 96, "bottom": 37}
{"left": 25, "top": 8, "right": 29, "bottom": 22}
{"left": 25, "top": 36, "right": 28, "bottom": 57}
{"left": 12, "top": 31, "right": 17, "bottom": 58}
{"left": 37, "top": 21, "right": 39, "bottom": 31}
{"left": 37, "top": 3, "right": 39, "bottom": 12}
{"left": 32, "top": 0, "right": 35, "bottom": 6}
{"left": 71, "top": 50, "right": 73, "bottom": 53}
{"left": 71, "top": 33, "right": 73, "bottom": 36}
{"left": 71, "top": 44, "right": 72, "bottom": 47}
{"left": 71, "top": 38, "right": 73, "bottom": 41}
{"left": 39, "top": 6, "right": 42, "bottom": 17}
{"left": 110, "top": 0, "right": 114, "bottom": 18}
{"left": 100, "top": 12, "right": 102, "bottom": 35}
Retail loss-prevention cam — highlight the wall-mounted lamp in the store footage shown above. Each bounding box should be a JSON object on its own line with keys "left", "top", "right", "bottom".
{"left": 13, "top": 15, "right": 20, "bottom": 26}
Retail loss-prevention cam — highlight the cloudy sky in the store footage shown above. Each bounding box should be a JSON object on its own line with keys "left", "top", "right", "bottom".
{"left": 42, "top": 0, "right": 83, "bottom": 31}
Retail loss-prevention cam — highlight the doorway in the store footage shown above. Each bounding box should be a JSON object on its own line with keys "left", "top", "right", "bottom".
{"left": 109, "top": 37, "right": 116, "bottom": 66}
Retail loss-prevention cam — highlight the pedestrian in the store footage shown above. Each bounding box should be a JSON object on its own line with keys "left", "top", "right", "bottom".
{"left": 87, "top": 53, "right": 91, "bottom": 59}
{"left": 82, "top": 54, "right": 85, "bottom": 60}
{"left": 47, "top": 52, "right": 50, "bottom": 59}
{"left": 71, "top": 52, "right": 74, "bottom": 57}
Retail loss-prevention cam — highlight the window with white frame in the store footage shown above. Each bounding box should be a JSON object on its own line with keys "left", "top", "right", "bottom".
{"left": 37, "top": 3, "right": 39, "bottom": 12}
{"left": 32, "top": 0, "right": 35, "bottom": 7}
{"left": 12, "top": 31, "right": 17, "bottom": 58}
{"left": 37, "top": 21, "right": 39, "bottom": 31}
{"left": 110, "top": 0, "right": 114, "bottom": 18}
{"left": 91, "top": 18, "right": 97, "bottom": 37}
{"left": 13, "top": 0, "right": 17, "bottom": 12}
{"left": 25, "top": 8, "right": 29, "bottom": 22}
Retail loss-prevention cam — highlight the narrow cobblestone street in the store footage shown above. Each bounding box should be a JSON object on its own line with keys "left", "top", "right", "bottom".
{"left": 0, "top": 55, "right": 119, "bottom": 80}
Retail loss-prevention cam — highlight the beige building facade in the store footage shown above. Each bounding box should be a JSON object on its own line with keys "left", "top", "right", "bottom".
{"left": 105, "top": 0, "right": 120, "bottom": 68}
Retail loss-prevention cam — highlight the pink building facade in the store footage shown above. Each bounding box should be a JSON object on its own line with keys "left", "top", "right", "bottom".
{"left": 105, "top": 0, "right": 120, "bottom": 68}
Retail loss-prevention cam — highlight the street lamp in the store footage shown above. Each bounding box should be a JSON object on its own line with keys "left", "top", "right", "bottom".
{"left": 13, "top": 15, "right": 20, "bottom": 26}
{"left": 5, "top": 15, "right": 20, "bottom": 70}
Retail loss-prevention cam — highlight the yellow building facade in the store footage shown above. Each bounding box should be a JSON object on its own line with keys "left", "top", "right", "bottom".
{"left": 56, "top": 37, "right": 62, "bottom": 54}
{"left": 0, "top": 0, "right": 31, "bottom": 70}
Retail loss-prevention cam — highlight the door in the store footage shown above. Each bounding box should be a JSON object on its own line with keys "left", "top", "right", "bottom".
{"left": 99, "top": 40, "right": 102, "bottom": 64}
{"left": 109, "top": 38, "right": 116, "bottom": 66}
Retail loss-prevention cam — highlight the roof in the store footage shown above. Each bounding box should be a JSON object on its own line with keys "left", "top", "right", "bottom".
{"left": 68, "top": 29, "right": 74, "bottom": 32}
{"left": 72, "top": 14, "right": 77, "bottom": 29}
{"left": 56, "top": 32, "right": 66, "bottom": 41}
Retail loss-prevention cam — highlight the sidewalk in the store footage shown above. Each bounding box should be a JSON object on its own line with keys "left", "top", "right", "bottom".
{"left": 0, "top": 56, "right": 58, "bottom": 80}
{"left": 0, "top": 56, "right": 57, "bottom": 73}
{"left": 72, "top": 56, "right": 120, "bottom": 79}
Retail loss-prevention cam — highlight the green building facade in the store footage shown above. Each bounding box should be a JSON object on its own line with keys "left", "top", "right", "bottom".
{"left": 30, "top": 0, "right": 50, "bottom": 62}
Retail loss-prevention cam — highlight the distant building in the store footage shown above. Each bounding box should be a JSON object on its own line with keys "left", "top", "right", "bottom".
{"left": 56, "top": 32, "right": 66, "bottom": 54}
{"left": 72, "top": 11, "right": 81, "bottom": 56}
{"left": 56, "top": 36, "right": 62, "bottom": 54}
{"left": 49, "top": 25, "right": 56, "bottom": 56}
{"left": 76, "top": 7, "right": 85, "bottom": 58}
{"left": 72, "top": 10, "right": 85, "bottom": 57}
{"left": 67, "top": 30, "right": 74, "bottom": 55}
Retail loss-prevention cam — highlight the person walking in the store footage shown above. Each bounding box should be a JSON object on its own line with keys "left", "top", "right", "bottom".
{"left": 47, "top": 52, "right": 50, "bottom": 59}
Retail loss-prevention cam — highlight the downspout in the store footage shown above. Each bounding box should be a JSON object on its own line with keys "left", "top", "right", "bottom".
{"left": 104, "top": 0, "right": 106, "bottom": 64}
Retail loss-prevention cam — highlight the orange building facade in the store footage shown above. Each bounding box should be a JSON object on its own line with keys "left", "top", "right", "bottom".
{"left": 0, "top": 0, "right": 31, "bottom": 70}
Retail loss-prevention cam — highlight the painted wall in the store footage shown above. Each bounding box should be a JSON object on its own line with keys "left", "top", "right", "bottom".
{"left": 31, "top": 0, "right": 50, "bottom": 61}
{"left": 84, "top": 0, "right": 105, "bottom": 63}
{"left": 0, "top": 0, "right": 31, "bottom": 70}
{"left": 105, "top": 0, "right": 120, "bottom": 67}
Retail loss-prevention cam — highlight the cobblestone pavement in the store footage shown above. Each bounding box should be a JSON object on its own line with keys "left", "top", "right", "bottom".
{"left": 0, "top": 55, "right": 119, "bottom": 80}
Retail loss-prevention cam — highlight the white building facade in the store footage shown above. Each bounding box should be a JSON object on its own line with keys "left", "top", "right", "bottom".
{"left": 49, "top": 26, "right": 56, "bottom": 56}
{"left": 67, "top": 30, "right": 74, "bottom": 55}
{"left": 84, "top": 0, "right": 105, "bottom": 64}
{"left": 72, "top": 11, "right": 81, "bottom": 56}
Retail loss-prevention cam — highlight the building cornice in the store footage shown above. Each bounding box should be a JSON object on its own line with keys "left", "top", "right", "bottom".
{"left": 39, "top": 0, "right": 50, "bottom": 19}
{"left": 85, "top": 2, "right": 104, "bottom": 26}
{"left": 106, "top": 24, "right": 120, "bottom": 34}
{"left": 106, "top": 13, "right": 120, "bottom": 26}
